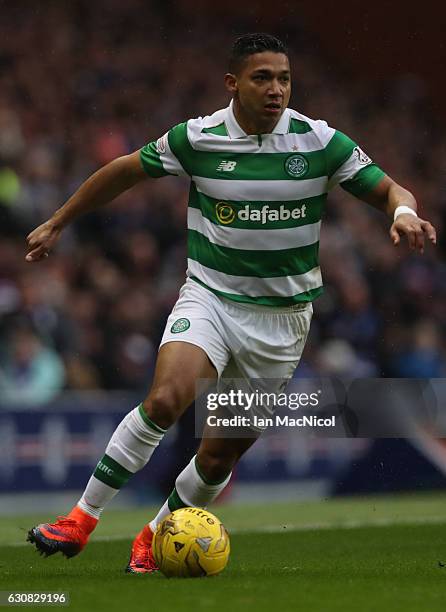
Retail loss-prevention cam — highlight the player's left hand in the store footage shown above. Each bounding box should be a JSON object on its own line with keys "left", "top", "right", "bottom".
{"left": 389, "top": 214, "right": 437, "bottom": 254}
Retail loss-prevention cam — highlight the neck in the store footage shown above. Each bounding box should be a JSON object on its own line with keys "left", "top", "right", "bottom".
{"left": 232, "top": 98, "right": 282, "bottom": 135}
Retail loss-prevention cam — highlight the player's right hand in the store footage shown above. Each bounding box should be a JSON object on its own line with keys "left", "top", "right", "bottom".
{"left": 25, "top": 221, "right": 62, "bottom": 262}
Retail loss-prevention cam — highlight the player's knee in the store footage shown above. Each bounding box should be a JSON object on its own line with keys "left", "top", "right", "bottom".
{"left": 142, "top": 387, "right": 182, "bottom": 430}
{"left": 196, "top": 449, "right": 236, "bottom": 483}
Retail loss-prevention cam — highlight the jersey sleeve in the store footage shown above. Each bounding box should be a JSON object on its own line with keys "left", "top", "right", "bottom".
{"left": 325, "top": 130, "right": 386, "bottom": 196}
{"left": 140, "top": 122, "right": 189, "bottom": 178}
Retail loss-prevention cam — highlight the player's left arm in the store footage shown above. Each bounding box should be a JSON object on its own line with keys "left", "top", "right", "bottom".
{"left": 360, "top": 175, "right": 437, "bottom": 254}
{"left": 325, "top": 128, "right": 437, "bottom": 254}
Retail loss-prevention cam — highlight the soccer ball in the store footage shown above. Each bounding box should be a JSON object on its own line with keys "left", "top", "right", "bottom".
{"left": 152, "top": 507, "right": 230, "bottom": 578}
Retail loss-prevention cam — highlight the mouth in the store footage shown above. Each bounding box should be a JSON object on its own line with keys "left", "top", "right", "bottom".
{"left": 264, "top": 102, "right": 282, "bottom": 114}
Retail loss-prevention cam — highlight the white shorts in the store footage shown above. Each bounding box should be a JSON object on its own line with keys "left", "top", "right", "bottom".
{"left": 160, "top": 278, "right": 312, "bottom": 392}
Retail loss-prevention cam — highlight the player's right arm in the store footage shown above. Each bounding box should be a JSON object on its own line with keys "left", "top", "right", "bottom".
{"left": 25, "top": 151, "right": 147, "bottom": 262}
{"left": 26, "top": 121, "right": 190, "bottom": 262}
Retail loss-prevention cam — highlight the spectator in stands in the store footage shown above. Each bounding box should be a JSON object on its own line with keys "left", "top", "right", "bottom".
{"left": 0, "top": 326, "right": 65, "bottom": 406}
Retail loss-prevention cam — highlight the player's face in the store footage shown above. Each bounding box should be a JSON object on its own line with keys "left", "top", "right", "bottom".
{"left": 226, "top": 52, "right": 291, "bottom": 130}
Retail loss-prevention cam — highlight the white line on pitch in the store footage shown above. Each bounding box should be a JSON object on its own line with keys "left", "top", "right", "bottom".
{"left": 5, "top": 514, "right": 446, "bottom": 547}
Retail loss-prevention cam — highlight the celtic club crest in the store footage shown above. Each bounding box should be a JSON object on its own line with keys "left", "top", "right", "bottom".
{"left": 170, "top": 318, "right": 190, "bottom": 333}
{"left": 284, "top": 154, "right": 309, "bottom": 178}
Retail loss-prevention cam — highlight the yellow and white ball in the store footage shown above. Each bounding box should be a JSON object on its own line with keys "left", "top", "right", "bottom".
{"left": 152, "top": 507, "right": 230, "bottom": 578}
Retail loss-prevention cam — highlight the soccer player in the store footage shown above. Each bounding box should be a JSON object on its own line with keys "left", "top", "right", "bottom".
{"left": 25, "top": 34, "right": 436, "bottom": 571}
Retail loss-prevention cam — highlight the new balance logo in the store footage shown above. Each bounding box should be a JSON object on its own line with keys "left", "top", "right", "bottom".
{"left": 216, "top": 160, "right": 237, "bottom": 172}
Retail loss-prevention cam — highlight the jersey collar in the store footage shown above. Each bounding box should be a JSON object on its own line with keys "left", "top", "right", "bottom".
{"left": 226, "top": 100, "right": 290, "bottom": 138}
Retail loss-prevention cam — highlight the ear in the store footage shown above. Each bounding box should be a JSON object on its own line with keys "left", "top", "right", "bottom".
{"left": 224, "top": 73, "right": 238, "bottom": 95}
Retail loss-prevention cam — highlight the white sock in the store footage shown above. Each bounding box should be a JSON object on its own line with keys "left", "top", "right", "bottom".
{"left": 149, "top": 455, "right": 231, "bottom": 531}
{"left": 77, "top": 494, "right": 103, "bottom": 519}
{"left": 77, "top": 405, "right": 166, "bottom": 518}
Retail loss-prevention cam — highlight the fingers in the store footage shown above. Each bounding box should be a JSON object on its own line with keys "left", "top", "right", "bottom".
{"left": 391, "top": 218, "right": 438, "bottom": 254}
{"left": 413, "top": 226, "right": 425, "bottom": 254}
{"left": 26, "top": 246, "right": 49, "bottom": 262}
{"left": 411, "top": 219, "right": 437, "bottom": 254}
{"left": 25, "top": 225, "right": 52, "bottom": 262}
{"left": 25, "top": 222, "right": 60, "bottom": 262}
{"left": 420, "top": 220, "right": 437, "bottom": 245}
{"left": 26, "top": 234, "right": 50, "bottom": 261}
{"left": 403, "top": 224, "right": 425, "bottom": 253}
{"left": 389, "top": 225, "right": 400, "bottom": 246}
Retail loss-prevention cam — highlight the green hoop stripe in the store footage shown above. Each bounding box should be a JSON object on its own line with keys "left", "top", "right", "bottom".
{"left": 93, "top": 454, "right": 133, "bottom": 490}
{"left": 168, "top": 122, "right": 329, "bottom": 180}
{"left": 202, "top": 122, "right": 229, "bottom": 136}
{"left": 189, "top": 276, "right": 323, "bottom": 306}
{"left": 188, "top": 183, "right": 326, "bottom": 230}
{"left": 194, "top": 456, "right": 231, "bottom": 486}
{"left": 168, "top": 487, "right": 187, "bottom": 512}
{"left": 188, "top": 229, "right": 319, "bottom": 279}
{"left": 288, "top": 118, "right": 313, "bottom": 134}
{"left": 341, "top": 165, "right": 386, "bottom": 197}
{"left": 139, "top": 143, "right": 172, "bottom": 178}
{"left": 325, "top": 130, "right": 357, "bottom": 178}
{"left": 138, "top": 404, "right": 167, "bottom": 434}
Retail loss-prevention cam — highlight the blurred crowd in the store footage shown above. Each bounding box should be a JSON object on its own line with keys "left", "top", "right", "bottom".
{"left": 1, "top": 1, "right": 445, "bottom": 405}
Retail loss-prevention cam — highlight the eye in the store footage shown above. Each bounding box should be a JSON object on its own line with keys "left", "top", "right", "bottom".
{"left": 253, "top": 75, "right": 267, "bottom": 81}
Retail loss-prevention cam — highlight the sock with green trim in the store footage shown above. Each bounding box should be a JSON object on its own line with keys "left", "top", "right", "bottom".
{"left": 149, "top": 455, "right": 231, "bottom": 531}
{"left": 77, "top": 405, "right": 166, "bottom": 519}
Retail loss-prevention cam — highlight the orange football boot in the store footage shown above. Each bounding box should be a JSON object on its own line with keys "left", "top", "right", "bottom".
{"left": 27, "top": 506, "right": 98, "bottom": 558}
{"left": 125, "top": 524, "right": 158, "bottom": 574}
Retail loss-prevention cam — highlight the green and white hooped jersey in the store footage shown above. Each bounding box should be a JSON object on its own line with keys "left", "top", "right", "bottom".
{"left": 140, "top": 101, "right": 385, "bottom": 307}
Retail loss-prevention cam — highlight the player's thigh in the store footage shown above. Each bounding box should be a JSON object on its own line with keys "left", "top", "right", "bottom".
{"left": 230, "top": 303, "right": 313, "bottom": 383}
{"left": 142, "top": 341, "right": 217, "bottom": 428}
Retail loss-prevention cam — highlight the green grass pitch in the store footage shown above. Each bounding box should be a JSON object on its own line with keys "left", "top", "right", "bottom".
{"left": 1, "top": 493, "right": 446, "bottom": 611}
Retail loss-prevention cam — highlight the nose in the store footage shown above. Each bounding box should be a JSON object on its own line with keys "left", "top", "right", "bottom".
{"left": 268, "top": 79, "right": 283, "bottom": 98}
